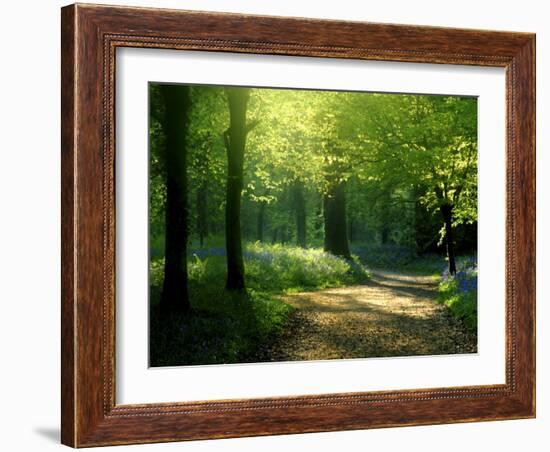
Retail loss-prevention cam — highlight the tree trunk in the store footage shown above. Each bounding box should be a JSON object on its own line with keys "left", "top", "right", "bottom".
{"left": 292, "top": 181, "right": 307, "bottom": 247}
{"left": 440, "top": 203, "right": 457, "bottom": 275}
{"left": 272, "top": 227, "right": 278, "bottom": 244}
{"left": 314, "top": 196, "right": 323, "bottom": 240}
{"left": 159, "top": 85, "right": 191, "bottom": 313}
{"left": 323, "top": 179, "right": 351, "bottom": 259}
{"left": 257, "top": 201, "right": 266, "bottom": 242}
{"left": 379, "top": 191, "right": 391, "bottom": 245}
{"left": 223, "top": 88, "right": 251, "bottom": 291}
{"left": 196, "top": 179, "right": 208, "bottom": 247}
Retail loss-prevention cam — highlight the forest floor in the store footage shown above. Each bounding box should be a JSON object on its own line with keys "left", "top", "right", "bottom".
{"left": 259, "top": 269, "right": 477, "bottom": 361}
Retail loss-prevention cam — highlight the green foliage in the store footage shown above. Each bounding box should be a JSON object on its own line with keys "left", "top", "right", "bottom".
{"left": 149, "top": 83, "right": 479, "bottom": 365}
{"left": 438, "top": 279, "right": 477, "bottom": 331}
{"left": 243, "top": 242, "right": 369, "bottom": 292}
{"left": 149, "top": 242, "right": 369, "bottom": 365}
{"left": 150, "top": 242, "right": 369, "bottom": 297}
{"left": 437, "top": 257, "right": 478, "bottom": 331}
{"left": 149, "top": 84, "right": 478, "bottom": 255}
{"left": 150, "top": 288, "right": 292, "bottom": 366}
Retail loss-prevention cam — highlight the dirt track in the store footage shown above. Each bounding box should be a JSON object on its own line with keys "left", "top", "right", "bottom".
{"left": 264, "top": 269, "right": 477, "bottom": 361}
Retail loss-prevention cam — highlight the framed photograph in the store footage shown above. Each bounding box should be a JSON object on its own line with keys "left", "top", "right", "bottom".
{"left": 61, "top": 3, "right": 535, "bottom": 447}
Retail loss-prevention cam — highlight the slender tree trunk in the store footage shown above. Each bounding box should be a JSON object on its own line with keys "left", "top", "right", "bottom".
{"left": 223, "top": 88, "right": 252, "bottom": 291}
{"left": 379, "top": 191, "right": 391, "bottom": 245}
{"left": 280, "top": 226, "right": 287, "bottom": 244}
{"left": 323, "top": 179, "right": 351, "bottom": 259}
{"left": 440, "top": 203, "right": 457, "bottom": 275}
{"left": 292, "top": 181, "right": 307, "bottom": 247}
{"left": 272, "top": 227, "right": 278, "bottom": 244}
{"left": 159, "top": 85, "right": 191, "bottom": 313}
{"left": 315, "top": 196, "right": 323, "bottom": 240}
{"left": 257, "top": 201, "right": 266, "bottom": 242}
{"left": 196, "top": 179, "right": 208, "bottom": 247}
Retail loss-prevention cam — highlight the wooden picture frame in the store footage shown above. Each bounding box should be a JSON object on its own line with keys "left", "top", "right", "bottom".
{"left": 61, "top": 3, "right": 535, "bottom": 447}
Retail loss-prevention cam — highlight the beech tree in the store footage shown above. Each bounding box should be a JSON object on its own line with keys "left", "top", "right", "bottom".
{"left": 158, "top": 84, "right": 191, "bottom": 312}
{"left": 353, "top": 94, "right": 478, "bottom": 273}
{"left": 149, "top": 84, "right": 477, "bottom": 300}
{"left": 223, "top": 88, "right": 256, "bottom": 290}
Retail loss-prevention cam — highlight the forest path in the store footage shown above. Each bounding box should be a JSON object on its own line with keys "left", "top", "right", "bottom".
{"left": 264, "top": 269, "right": 476, "bottom": 361}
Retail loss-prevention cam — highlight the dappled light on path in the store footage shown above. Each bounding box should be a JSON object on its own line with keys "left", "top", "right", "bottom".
{"left": 264, "top": 270, "right": 477, "bottom": 362}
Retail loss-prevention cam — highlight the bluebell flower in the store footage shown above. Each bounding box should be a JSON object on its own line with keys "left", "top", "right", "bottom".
{"left": 441, "top": 257, "right": 477, "bottom": 294}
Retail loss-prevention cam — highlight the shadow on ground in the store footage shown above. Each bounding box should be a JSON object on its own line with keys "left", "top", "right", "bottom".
{"left": 260, "top": 269, "right": 477, "bottom": 362}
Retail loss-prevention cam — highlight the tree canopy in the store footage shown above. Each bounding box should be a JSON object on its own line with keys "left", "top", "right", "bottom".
{"left": 149, "top": 83, "right": 477, "bottom": 309}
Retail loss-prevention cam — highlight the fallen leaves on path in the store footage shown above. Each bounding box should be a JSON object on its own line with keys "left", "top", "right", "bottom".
{"left": 259, "top": 269, "right": 477, "bottom": 362}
